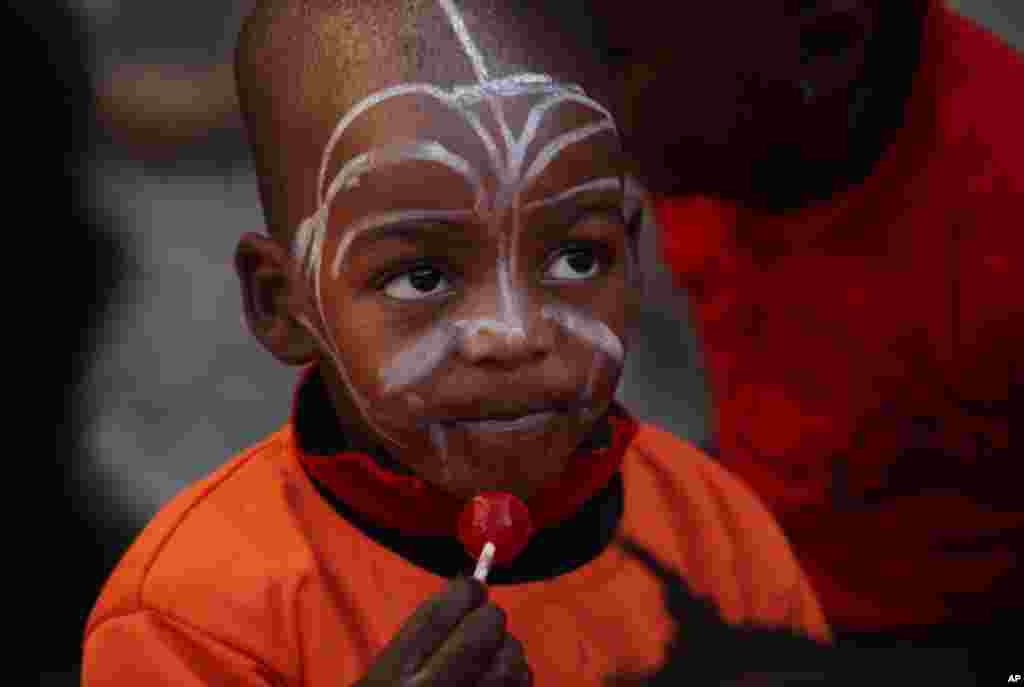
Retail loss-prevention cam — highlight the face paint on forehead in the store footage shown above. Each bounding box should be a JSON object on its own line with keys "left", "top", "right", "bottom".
{"left": 322, "top": 139, "right": 488, "bottom": 217}
{"left": 294, "top": 0, "right": 621, "bottom": 279}
{"left": 437, "top": 0, "right": 490, "bottom": 82}
{"left": 291, "top": 0, "right": 624, "bottom": 453}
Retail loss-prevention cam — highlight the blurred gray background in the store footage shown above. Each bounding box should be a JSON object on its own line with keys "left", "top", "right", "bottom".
{"left": 44, "top": 1, "right": 1022, "bottom": 684}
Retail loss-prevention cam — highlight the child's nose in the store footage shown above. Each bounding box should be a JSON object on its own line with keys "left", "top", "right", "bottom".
{"left": 455, "top": 317, "right": 555, "bottom": 366}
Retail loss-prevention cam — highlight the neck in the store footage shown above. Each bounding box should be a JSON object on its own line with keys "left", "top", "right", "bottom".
{"left": 310, "top": 470, "right": 625, "bottom": 583}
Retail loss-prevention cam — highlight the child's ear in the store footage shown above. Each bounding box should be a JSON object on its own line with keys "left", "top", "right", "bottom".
{"left": 235, "top": 232, "right": 318, "bottom": 365}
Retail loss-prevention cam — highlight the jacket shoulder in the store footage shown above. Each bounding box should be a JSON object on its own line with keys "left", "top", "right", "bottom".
{"left": 624, "top": 423, "right": 828, "bottom": 639}
{"left": 84, "top": 427, "right": 316, "bottom": 677}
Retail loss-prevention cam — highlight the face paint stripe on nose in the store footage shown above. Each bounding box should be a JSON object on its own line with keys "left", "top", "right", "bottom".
{"left": 497, "top": 235, "right": 527, "bottom": 337}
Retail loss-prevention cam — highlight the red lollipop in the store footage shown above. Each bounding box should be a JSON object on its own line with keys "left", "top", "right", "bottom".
{"left": 457, "top": 492, "right": 535, "bottom": 582}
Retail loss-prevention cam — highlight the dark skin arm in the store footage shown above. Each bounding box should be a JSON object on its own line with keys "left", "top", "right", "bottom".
{"left": 356, "top": 577, "right": 532, "bottom": 687}
{"left": 583, "top": 0, "right": 929, "bottom": 211}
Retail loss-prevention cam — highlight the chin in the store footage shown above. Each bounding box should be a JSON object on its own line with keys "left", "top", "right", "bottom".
{"left": 421, "top": 414, "right": 589, "bottom": 500}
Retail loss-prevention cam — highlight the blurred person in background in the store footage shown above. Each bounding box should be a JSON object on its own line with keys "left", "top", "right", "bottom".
{"left": 584, "top": 0, "right": 1023, "bottom": 670}
{"left": 10, "top": 1, "right": 135, "bottom": 683}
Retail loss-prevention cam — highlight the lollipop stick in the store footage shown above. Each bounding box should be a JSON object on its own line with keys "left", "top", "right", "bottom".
{"left": 473, "top": 541, "right": 496, "bottom": 582}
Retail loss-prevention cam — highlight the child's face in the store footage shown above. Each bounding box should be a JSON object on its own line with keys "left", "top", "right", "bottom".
{"left": 244, "top": 76, "right": 639, "bottom": 502}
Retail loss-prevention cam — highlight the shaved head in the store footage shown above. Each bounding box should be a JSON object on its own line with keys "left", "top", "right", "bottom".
{"left": 235, "top": 0, "right": 605, "bottom": 239}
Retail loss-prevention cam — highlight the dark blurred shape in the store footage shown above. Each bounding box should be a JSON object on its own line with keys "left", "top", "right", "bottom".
{"left": 95, "top": 60, "right": 247, "bottom": 165}
{"left": 8, "top": 0, "right": 135, "bottom": 677}
{"left": 579, "top": 0, "right": 1023, "bottom": 659}
{"left": 576, "top": 0, "right": 929, "bottom": 210}
{"left": 609, "top": 537, "right": 978, "bottom": 686}
{"left": 90, "top": 0, "right": 253, "bottom": 167}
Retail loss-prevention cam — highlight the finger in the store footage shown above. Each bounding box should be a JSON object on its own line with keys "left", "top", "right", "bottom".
{"left": 478, "top": 635, "right": 533, "bottom": 687}
{"left": 417, "top": 602, "right": 507, "bottom": 685}
{"left": 385, "top": 577, "right": 488, "bottom": 677}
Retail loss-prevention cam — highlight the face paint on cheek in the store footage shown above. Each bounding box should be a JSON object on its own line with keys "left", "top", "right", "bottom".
{"left": 541, "top": 303, "right": 625, "bottom": 420}
{"left": 378, "top": 313, "right": 535, "bottom": 403}
{"left": 294, "top": 313, "right": 410, "bottom": 450}
{"left": 378, "top": 321, "right": 461, "bottom": 396}
{"left": 541, "top": 303, "right": 625, "bottom": 363}
{"left": 429, "top": 422, "right": 452, "bottom": 482}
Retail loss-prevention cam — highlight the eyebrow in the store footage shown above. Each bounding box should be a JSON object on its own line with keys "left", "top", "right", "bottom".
{"left": 521, "top": 176, "right": 623, "bottom": 213}
{"left": 330, "top": 208, "right": 477, "bottom": 279}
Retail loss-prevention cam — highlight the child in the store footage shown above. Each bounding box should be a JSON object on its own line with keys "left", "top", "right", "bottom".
{"left": 82, "top": 1, "right": 829, "bottom": 685}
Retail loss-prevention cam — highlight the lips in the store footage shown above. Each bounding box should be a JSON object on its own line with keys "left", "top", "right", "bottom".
{"left": 452, "top": 410, "right": 559, "bottom": 434}
{"left": 427, "top": 394, "right": 579, "bottom": 421}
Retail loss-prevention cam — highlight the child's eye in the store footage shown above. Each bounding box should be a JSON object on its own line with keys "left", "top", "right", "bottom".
{"left": 544, "top": 246, "right": 601, "bottom": 282}
{"left": 383, "top": 266, "right": 452, "bottom": 301}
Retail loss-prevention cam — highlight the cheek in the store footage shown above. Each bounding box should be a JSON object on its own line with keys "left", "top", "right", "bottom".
{"left": 588, "top": 267, "right": 633, "bottom": 338}
{"left": 317, "top": 280, "right": 412, "bottom": 401}
{"left": 376, "top": 322, "right": 460, "bottom": 399}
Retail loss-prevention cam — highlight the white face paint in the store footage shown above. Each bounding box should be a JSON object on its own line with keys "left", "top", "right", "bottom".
{"left": 378, "top": 321, "right": 461, "bottom": 395}
{"left": 539, "top": 303, "right": 625, "bottom": 363}
{"left": 293, "top": 0, "right": 627, "bottom": 457}
{"left": 376, "top": 302, "right": 625, "bottom": 423}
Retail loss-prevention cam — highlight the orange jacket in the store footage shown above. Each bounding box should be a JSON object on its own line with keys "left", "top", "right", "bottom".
{"left": 83, "top": 422, "right": 828, "bottom": 686}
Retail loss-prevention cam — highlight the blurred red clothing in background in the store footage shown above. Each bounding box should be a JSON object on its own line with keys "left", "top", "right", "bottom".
{"left": 655, "top": 0, "right": 1023, "bottom": 638}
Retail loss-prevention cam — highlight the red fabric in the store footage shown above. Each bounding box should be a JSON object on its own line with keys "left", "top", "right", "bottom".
{"left": 654, "top": 0, "right": 1024, "bottom": 633}
{"left": 295, "top": 365, "right": 639, "bottom": 537}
